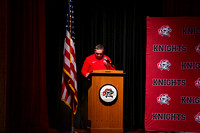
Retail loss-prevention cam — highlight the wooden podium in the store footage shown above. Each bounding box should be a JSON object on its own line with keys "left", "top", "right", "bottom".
{"left": 88, "top": 70, "right": 125, "bottom": 133}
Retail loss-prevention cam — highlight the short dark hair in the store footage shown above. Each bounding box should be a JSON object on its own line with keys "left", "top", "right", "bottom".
{"left": 95, "top": 44, "right": 104, "bottom": 50}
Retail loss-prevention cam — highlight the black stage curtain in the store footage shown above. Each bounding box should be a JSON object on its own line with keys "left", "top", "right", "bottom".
{"left": 163, "top": 0, "right": 200, "bottom": 16}
{"left": 45, "top": 0, "right": 200, "bottom": 132}
{"left": 74, "top": 1, "right": 163, "bottom": 130}
{"left": 46, "top": 0, "right": 163, "bottom": 131}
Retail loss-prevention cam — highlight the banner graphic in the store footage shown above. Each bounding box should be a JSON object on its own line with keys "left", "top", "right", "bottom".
{"left": 145, "top": 17, "right": 200, "bottom": 132}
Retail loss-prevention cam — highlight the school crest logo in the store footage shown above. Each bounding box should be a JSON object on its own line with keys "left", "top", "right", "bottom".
{"left": 195, "top": 43, "right": 200, "bottom": 54}
{"left": 195, "top": 78, "right": 200, "bottom": 88}
{"left": 194, "top": 112, "right": 200, "bottom": 123}
{"left": 158, "top": 25, "right": 172, "bottom": 37}
{"left": 157, "top": 59, "right": 171, "bottom": 71}
{"left": 157, "top": 94, "right": 171, "bottom": 105}
{"left": 99, "top": 84, "right": 117, "bottom": 103}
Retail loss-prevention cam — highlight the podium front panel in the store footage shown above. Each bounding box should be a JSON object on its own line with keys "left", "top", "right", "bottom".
{"left": 88, "top": 71, "right": 124, "bottom": 132}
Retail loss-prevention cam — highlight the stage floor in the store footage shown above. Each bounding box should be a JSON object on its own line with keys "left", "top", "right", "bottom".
{"left": 73, "top": 129, "right": 193, "bottom": 133}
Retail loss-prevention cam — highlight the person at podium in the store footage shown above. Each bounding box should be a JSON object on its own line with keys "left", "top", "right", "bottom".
{"left": 81, "top": 44, "right": 115, "bottom": 78}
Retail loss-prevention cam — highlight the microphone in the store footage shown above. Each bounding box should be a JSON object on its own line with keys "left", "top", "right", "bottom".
{"left": 104, "top": 57, "right": 112, "bottom": 64}
{"left": 104, "top": 57, "right": 115, "bottom": 69}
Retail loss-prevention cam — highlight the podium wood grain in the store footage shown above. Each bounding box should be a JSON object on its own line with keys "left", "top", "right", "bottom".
{"left": 88, "top": 70, "right": 124, "bottom": 132}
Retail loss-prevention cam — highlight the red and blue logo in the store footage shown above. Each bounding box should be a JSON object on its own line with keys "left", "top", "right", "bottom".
{"left": 157, "top": 94, "right": 171, "bottom": 105}
{"left": 158, "top": 25, "right": 172, "bottom": 37}
{"left": 195, "top": 112, "right": 200, "bottom": 123}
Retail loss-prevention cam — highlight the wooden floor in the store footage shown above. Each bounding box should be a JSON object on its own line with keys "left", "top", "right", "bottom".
{"left": 73, "top": 129, "right": 190, "bottom": 133}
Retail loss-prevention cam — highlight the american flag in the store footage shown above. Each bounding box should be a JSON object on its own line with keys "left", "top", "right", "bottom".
{"left": 61, "top": 0, "right": 77, "bottom": 114}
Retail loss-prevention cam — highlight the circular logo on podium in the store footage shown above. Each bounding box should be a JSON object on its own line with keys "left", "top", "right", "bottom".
{"left": 99, "top": 84, "right": 118, "bottom": 105}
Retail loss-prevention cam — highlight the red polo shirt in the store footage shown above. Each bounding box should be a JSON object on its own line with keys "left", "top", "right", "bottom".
{"left": 81, "top": 54, "right": 115, "bottom": 77}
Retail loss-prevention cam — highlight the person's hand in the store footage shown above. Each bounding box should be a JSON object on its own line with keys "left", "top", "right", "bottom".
{"left": 104, "top": 60, "right": 110, "bottom": 67}
{"left": 85, "top": 73, "right": 90, "bottom": 78}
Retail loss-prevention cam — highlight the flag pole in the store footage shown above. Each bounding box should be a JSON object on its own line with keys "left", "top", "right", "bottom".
{"left": 71, "top": 104, "right": 74, "bottom": 133}
{"left": 68, "top": 0, "right": 74, "bottom": 132}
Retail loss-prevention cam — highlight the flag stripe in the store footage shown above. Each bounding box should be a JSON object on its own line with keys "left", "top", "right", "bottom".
{"left": 64, "top": 56, "right": 70, "bottom": 67}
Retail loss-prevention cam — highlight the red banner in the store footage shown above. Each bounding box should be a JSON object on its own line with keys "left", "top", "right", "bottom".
{"left": 145, "top": 17, "right": 200, "bottom": 132}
